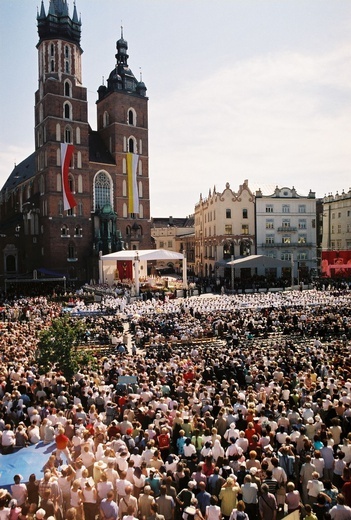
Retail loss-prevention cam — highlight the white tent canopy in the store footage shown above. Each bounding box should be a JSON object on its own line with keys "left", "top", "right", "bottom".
{"left": 100, "top": 249, "right": 186, "bottom": 294}
{"left": 226, "top": 254, "right": 291, "bottom": 269}
{"left": 102, "top": 249, "right": 184, "bottom": 261}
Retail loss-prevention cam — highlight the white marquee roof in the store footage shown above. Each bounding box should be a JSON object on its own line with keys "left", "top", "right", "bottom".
{"left": 227, "top": 254, "right": 291, "bottom": 268}
{"left": 101, "top": 249, "right": 184, "bottom": 262}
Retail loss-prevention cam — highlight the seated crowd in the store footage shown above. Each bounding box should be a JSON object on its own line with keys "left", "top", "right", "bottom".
{"left": 0, "top": 289, "right": 351, "bottom": 520}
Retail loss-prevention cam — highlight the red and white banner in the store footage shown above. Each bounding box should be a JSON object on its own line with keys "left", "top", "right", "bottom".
{"left": 61, "top": 143, "right": 77, "bottom": 211}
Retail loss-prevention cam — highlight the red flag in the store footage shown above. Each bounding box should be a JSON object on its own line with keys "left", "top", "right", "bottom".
{"left": 61, "top": 143, "right": 77, "bottom": 210}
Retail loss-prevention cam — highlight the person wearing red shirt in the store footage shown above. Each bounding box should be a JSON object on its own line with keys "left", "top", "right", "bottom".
{"left": 107, "top": 421, "right": 120, "bottom": 440}
{"left": 342, "top": 477, "right": 351, "bottom": 507}
{"left": 245, "top": 422, "right": 257, "bottom": 444}
{"left": 55, "top": 426, "right": 72, "bottom": 464}
{"left": 158, "top": 427, "right": 171, "bottom": 462}
{"left": 184, "top": 370, "right": 194, "bottom": 382}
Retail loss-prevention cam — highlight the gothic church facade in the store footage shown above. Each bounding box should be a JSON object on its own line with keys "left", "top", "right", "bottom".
{"left": 0, "top": 0, "right": 152, "bottom": 283}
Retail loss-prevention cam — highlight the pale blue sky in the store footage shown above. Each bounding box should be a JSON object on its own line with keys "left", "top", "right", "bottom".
{"left": 1, "top": 0, "right": 351, "bottom": 216}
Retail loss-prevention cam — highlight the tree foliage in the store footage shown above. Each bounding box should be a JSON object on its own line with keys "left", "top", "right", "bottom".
{"left": 36, "top": 316, "right": 94, "bottom": 381}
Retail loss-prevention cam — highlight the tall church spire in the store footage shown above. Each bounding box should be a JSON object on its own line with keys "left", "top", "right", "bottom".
{"left": 99, "top": 27, "right": 147, "bottom": 99}
{"left": 116, "top": 26, "right": 129, "bottom": 68}
{"left": 37, "top": 1, "right": 46, "bottom": 20}
{"left": 37, "top": 0, "right": 82, "bottom": 46}
{"left": 72, "top": 1, "right": 79, "bottom": 24}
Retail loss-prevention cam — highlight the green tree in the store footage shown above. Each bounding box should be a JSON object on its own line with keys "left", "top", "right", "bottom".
{"left": 36, "top": 316, "right": 94, "bottom": 381}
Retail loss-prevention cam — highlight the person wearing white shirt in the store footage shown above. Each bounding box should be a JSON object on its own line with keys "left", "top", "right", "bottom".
{"left": 307, "top": 472, "right": 324, "bottom": 506}
{"left": 329, "top": 493, "right": 351, "bottom": 520}
{"left": 10, "top": 475, "right": 27, "bottom": 506}
{"left": 1, "top": 425, "right": 15, "bottom": 449}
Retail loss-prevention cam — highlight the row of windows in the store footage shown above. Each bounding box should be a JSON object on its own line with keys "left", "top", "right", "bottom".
{"left": 330, "top": 224, "right": 348, "bottom": 234}
{"left": 265, "top": 204, "right": 306, "bottom": 213}
{"left": 48, "top": 121, "right": 143, "bottom": 159}
{"left": 103, "top": 108, "right": 137, "bottom": 127}
{"left": 332, "top": 211, "right": 351, "bottom": 218}
{"left": 204, "top": 208, "right": 249, "bottom": 222}
{"left": 49, "top": 44, "right": 71, "bottom": 74}
{"left": 17, "top": 168, "right": 148, "bottom": 218}
{"left": 159, "top": 241, "right": 173, "bottom": 249}
{"left": 265, "top": 235, "right": 308, "bottom": 244}
{"left": 226, "top": 208, "right": 248, "bottom": 219}
{"left": 38, "top": 167, "right": 145, "bottom": 202}
{"left": 37, "top": 124, "right": 81, "bottom": 145}
{"left": 204, "top": 211, "right": 215, "bottom": 223}
{"left": 56, "top": 200, "right": 145, "bottom": 219}
{"left": 61, "top": 225, "right": 82, "bottom": 237}
{"left": 265, "top": 219, "right": 307, "bottom": 229}
{"left": 265, "top": 252, "right": 309, "bottom": 261}
{"left": 225, "top": 224, "right": 249, "bottom": 235}
{"left": 38, "top": 141, "right": 143, "bottom": 178}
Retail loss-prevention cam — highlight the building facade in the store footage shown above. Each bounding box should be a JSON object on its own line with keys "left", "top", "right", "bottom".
{"left": 151, "top": 216, "right": 195, "bottom": 274}
{"left": 194, "top": 181, "right": 255, "bottom": 279}
{"left": 0, "top": 0, "right": 152, "bottom": 284}
{"left": 255, "top": 186, "right": 317, "bottom": 281}
{"left": 320, "top": 189, "right": 351, "bottom": 278}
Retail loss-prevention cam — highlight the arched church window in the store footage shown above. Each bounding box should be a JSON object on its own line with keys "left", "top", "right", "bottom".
{"left": 94, "top": 171, "right": 112, "bottom": 210}
{"left": 65, "top": 126, "right": 72, "bottom": 143}
{"left": 64, "top": 102, "right": 72, "bottom": 120}
{"left": 128, "top": 138, "right": 134, "bottom": 153}
{"left": 64, "top": 80, "right": 72, "bottom": 97}
{"left": 128, "top": 108, "right": 136, "bottom": 126}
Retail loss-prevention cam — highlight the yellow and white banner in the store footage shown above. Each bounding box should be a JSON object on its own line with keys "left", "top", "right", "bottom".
{"left": 127, "top": 152, "right": 139, "bottom": 214}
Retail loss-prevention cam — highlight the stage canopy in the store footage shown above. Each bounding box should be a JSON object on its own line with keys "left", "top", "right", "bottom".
{"left": 101, "top": 249, "right": 184, "bottom": 262}
{"left": 226, "top": 254, "right": 292, "bottom": 269}
{"left": 100, "top": 249, "right": 186, "bottom": 291}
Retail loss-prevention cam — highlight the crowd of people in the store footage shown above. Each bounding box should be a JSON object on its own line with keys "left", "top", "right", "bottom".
{"left": 1, "top": 288, "right": 351, "bottom": 520}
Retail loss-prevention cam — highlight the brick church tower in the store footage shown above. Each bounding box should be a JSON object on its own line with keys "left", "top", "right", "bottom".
{"left": 96, "top": 29, "right": 151, "bottom": 252}
{"left": 0, "top": 0, "right": 152, "bottom": 284}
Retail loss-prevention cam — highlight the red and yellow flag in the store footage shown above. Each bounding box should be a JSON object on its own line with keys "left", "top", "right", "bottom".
{"left": 127, "top": 152, "right": 139, "bottom": 214}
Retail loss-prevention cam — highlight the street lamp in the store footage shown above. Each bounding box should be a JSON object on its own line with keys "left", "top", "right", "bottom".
{"left": 231, "top": 254, "right": 235, "bottom": 291}
{"left": 134, "top": 251, "right": 140, "bottom": 297}
{"left": 182, "top": 249, "right": 188, "bottom": 289}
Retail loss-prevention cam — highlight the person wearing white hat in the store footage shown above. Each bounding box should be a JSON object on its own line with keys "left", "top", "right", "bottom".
{"left": 35, "top": 508, "right": 46, "bottom": 520}
{"left": 93, "top": 460, "right": 107, "bottom": 484}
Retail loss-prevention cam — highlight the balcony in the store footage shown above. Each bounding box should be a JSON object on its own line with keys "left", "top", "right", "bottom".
{"left": 277, "top": 226, "right": 297, "bottom": 232}
{"left": 261, "top": 242, "right": 314, "bottom": 248}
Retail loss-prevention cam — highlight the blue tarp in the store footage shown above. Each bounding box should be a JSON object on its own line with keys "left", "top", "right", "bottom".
{"left": 0, "top": 442, "right": 56, "bottom": 489}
